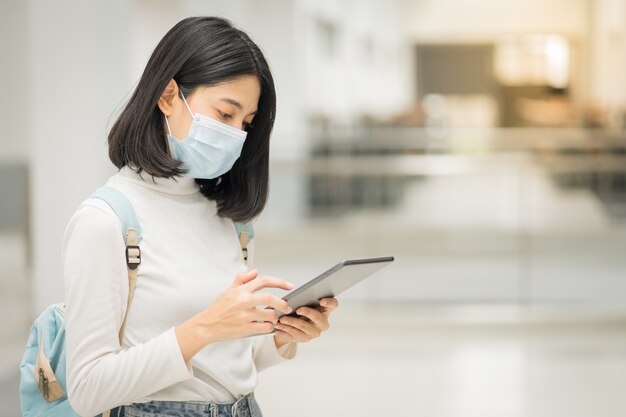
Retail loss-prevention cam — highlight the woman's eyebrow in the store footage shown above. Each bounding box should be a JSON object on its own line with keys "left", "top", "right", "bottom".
{"left": 219, "top": 97, "right": 257, "bottom": 115}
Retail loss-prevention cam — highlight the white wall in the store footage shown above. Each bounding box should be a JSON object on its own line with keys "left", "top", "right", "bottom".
{"left": 408, "top": 0, "right": 588, "bottom": 42}
{"left": 129, "top": 1, "right": 185, "bottom": 90}
{"left": 299, "top": 0, "right": 414, "bottom": 125}
{"left": 0, "top": 0, "right": 29, "bottom": 163}
{"left": 28, "top": 0, "right": 133, "bottom": 312}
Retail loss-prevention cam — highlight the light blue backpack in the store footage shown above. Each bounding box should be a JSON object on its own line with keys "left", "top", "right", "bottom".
{"left": 19, "top": 186, "right": 253, "bottom": 417}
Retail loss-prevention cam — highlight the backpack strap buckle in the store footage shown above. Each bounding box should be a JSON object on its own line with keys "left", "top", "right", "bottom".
{"left": 125, "top": 245, "right": 141, "bottom": 270}
{"left": 239, "top": 231, "right": 249, "bottom": 264}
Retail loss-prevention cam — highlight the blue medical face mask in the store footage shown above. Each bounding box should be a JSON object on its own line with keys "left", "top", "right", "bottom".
{"left": 165, "top": 93, "right": 247, "bottom": 179}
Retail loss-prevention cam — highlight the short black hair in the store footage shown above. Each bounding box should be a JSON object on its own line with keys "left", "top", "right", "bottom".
{"left": 108, "top": 16, "right": 275, "bottom": 222}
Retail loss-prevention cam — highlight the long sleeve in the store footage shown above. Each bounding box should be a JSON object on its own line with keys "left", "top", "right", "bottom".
{"left": 63, "top": 200, "right": 193, "bottom": 417}
{"left": 252, "top": 333, "right": 297, "bottom": 373}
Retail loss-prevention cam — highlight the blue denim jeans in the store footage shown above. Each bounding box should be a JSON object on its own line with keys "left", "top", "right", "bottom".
{"left": 122, "top": 393, "right": 263, "bottom": 417}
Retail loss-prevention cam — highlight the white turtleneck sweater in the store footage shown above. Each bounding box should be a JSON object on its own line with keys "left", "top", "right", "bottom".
{"left": 63, "top": 166, "right": 295, "bottom": 417}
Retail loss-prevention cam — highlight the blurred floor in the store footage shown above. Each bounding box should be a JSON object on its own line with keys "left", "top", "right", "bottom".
{"left": 3, "top": 299, "right": 626, "bottom": 416}
{"left": 256, "top": 303, "right": 626, "bottom": 417}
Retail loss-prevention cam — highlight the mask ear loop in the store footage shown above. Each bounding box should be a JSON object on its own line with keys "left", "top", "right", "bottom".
{"left": 163, "top": 88, "right": 191, "bottom": 137}
{"left": 180, "top": 90, "right": 194, "bottom": 118}
{"left": 164, "top": 115, "right": 172, "bottom": 136}
{"left": 163, "top": 115, "right": 174, "bottom": 156}
{"left": 163, "top": 87, "right": 193, "bottom": 136}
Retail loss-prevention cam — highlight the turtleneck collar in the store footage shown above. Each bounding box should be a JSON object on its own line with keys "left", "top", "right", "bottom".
{"left": 117, "top": 165, "right": 199, "bottom": 196}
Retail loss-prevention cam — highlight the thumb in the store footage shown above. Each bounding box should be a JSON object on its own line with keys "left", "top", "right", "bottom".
{"left": 231, "top": 269, "right": 258, "bottom": 287}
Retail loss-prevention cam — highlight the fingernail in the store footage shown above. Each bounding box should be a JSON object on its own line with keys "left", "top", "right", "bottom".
{"left": 287, "top": 282, "right": 294, "bottom": 289}
{"left": 320, "top": 299, "right": 328, "bottom": 307}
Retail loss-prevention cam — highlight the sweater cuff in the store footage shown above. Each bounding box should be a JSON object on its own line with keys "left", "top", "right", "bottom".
{"left": 165, "top": 327, "right": 195, "bottom": 378}
{"left": 254, "top": 333, "right": 297, "bottom": 372}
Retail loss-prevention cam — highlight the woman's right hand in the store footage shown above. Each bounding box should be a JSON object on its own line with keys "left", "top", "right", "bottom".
{"left": 175, "top": 269, "right": 293, "bottom": 364}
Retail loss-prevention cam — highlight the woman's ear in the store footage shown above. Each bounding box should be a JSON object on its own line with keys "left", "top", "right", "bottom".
{"left": 157, "top": 79, "right": 179, "bottom": 116}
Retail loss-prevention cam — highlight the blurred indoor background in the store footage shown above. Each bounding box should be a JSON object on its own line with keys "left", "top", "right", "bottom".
{"left": 2, "top": 0, "right": 626, "bottom": 416}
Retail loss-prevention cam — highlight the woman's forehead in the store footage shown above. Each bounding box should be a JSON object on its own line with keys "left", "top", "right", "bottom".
{"left": 195, "top": 75, "right": 260, "bottom": 109}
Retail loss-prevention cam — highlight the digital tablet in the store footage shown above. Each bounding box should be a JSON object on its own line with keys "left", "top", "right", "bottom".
{"left": 276, "top": 256, "right": 395, "bottom": 318}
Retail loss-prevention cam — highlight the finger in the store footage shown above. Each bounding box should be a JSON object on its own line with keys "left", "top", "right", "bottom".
{"left": 294, "top": 307, "right": 328, "bottom": 330}
{"left": 279, "top": 316, "right": 320, "bottom": 338}
{"left": 244, "top": 275, "right": 294, "bottom": 293}
{"left": 274, "top": 324, "right": 310, "bottom": 343}
{"left": 231, "top": 269, "right": 258, "bottom": 287}
{"left": 248, "top": 321, "right": 275, "bottom": 335}
{"left": 319, "top": 297, "right": 339, "bottom": 314}
{"left": 255, "top": 308, "right": 279, "bottom": 325}
{"left": 252, "top": 293, "right": 292, "bottom": 315}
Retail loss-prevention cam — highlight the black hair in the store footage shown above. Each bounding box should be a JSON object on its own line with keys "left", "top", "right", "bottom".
{"left": 108, "top": 16, "right": 275, "bottom": 222}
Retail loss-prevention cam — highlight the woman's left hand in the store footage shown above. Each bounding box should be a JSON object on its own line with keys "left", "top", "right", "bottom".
{"left": 273, "top": 298, "right": 339, "bottom": 347}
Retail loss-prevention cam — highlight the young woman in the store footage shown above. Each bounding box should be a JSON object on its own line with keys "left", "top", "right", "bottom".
{"left": 63, "top": 16, "right": 338, "bottom": 417}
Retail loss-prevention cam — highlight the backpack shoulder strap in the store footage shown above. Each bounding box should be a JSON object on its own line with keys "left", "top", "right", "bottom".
{"left": 91, "top": 186, "right": 143, "bottom": 241}
{"left": 90, "top": 186, "right": 141, "bottom": 344}
{"left": 234, "top": 222, "right": 254, "bottom": 265}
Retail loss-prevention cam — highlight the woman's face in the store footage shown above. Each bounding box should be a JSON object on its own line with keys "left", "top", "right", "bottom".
{"left": 161, "top": 74, "right": 261, "bottom": 141}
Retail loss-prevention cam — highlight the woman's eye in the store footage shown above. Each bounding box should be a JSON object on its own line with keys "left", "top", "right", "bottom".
{"left": 217, "top": 110, "right": 232, "bottom": 120}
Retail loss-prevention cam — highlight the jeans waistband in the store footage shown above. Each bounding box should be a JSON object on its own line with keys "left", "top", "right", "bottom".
{"left": 124, "top": 392, "right": 258, "bottom": 417}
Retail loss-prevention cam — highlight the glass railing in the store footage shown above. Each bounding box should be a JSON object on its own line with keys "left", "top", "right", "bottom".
{"left": 254, "top": 127, "right": 626, "bottom": 306}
